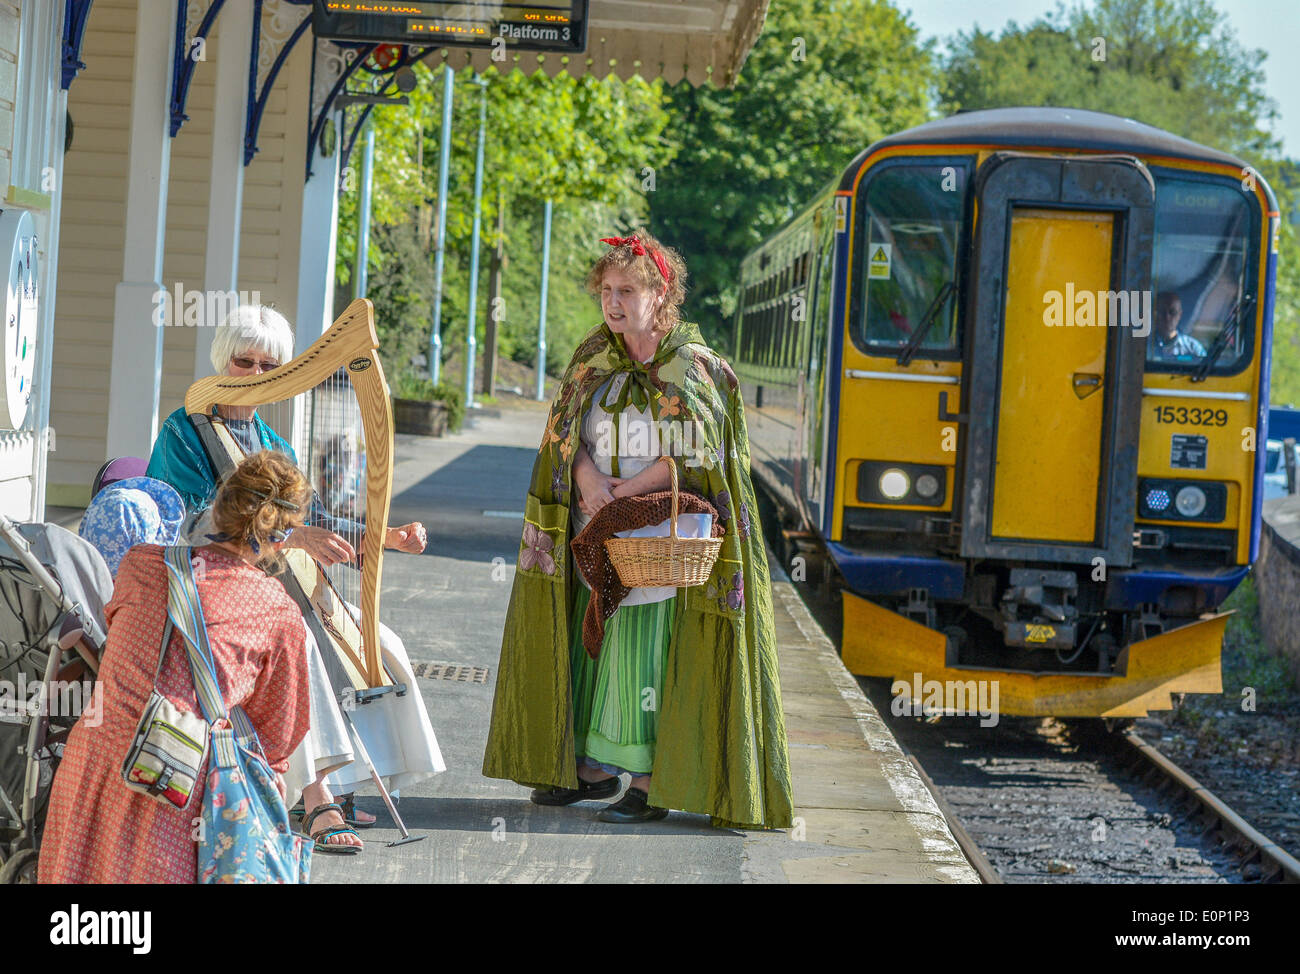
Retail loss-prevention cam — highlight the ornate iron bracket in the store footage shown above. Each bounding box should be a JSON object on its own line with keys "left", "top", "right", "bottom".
{"left": 307, "top": 41, "right": 433, "bottom": 180}
{"left": 306, "top": 37, "right": 373, "bottom": 181}
{"left": 170, "top": 0, "right": 225, "bottom": 137}
{"left": 61, "top": 0, "right": 95, "bottom": 90}
{"left": 245, "top": 0, "right": 314, "bottom": 165}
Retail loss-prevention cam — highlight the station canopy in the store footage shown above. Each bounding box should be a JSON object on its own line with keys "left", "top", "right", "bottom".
{"left": 319, "top": 1, "right": 771, "bottom": 87}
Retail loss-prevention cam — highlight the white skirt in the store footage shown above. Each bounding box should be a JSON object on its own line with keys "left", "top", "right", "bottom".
{"left": 281, "top": 629, "right": 355, "bottom": 809}
{"left": 283, "top": 614, "right": 446, "bottom": 805}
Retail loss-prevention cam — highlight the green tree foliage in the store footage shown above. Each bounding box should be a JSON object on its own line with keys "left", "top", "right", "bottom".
{"left": 336, "top": 61, "right": 673, "bottom": 382}
{"left": 653, "top": 0, "right": 936, "bottom": 346}
{"left": 938, "top": 0, "right": 1300, "bottom": 406}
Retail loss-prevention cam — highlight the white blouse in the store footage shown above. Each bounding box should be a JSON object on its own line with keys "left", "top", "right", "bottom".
{"left": 573, "top": 372, "right": 676, "bottom": 606}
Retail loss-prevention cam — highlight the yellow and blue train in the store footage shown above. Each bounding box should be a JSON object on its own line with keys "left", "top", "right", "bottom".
{"left": 734, "top": 107, "right": 1279, "bottom": 717}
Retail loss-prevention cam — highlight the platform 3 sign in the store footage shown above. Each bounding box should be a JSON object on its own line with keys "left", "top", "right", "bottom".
{"left": 312, "top": 0, "right": 589, "bottom": 55}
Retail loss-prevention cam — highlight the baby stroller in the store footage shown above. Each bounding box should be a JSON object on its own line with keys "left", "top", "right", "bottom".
{"left": 0, "top": 512, "right": 110, "bottom": 884}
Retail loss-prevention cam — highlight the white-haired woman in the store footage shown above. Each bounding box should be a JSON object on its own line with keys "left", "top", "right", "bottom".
{"left": 146, "top": 304, "right": 445, "bottom": 852}
{"left": 148, "top": 305, "right": 426, "bottom": 565}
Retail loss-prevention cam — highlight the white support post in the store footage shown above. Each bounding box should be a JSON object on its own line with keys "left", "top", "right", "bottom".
{"left": 194, "top": 0, "right": 254, "bottom": 378}
{"left": 105, "top": 2, "right": 177, "bottom": 460}
{"left": 295, "top": 111, "right": 342, "bottom": 353}
{"left": 30, "top": 90, "right": 68, "bottom": 522}
{"left": 20, "top": 2, "right": 69, "bottom": 521}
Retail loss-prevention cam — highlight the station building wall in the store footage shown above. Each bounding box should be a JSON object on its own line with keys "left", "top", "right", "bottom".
{"left": 47, "top": 0, "right": 312, "bottom": 508}
{"left": 0, "top": 0, "right": 29, "bottom": 518}
{"left": 0, "top": 0, "right": 68, "bottom": 521}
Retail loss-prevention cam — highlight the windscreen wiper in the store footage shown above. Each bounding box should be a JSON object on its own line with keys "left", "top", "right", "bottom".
{"left": 1191, "top": 294, "right": 1253, "bottom": 382}
{"left": 897, "top": 280, "right": 957, "bottom": 366}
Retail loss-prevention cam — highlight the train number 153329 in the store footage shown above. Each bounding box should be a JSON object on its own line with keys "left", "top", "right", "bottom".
{"left": 1152, "top": 405, "right": 1228, "bottom": 426}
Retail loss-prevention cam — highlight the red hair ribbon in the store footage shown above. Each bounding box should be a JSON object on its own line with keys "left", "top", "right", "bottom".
{"left": 599, "top": 235, "right": 671, "bottom": 283}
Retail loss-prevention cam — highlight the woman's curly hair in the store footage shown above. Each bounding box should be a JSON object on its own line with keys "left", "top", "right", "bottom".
{"left": 211, "top": 450, "right": 310, "bottom": 568}
{"left": 584, "top": 228, "right": 688, "bottom": 334}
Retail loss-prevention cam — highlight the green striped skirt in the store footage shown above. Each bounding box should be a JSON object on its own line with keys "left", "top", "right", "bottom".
{"left": 570, "top": 584, "right": 677, "bottom": 775}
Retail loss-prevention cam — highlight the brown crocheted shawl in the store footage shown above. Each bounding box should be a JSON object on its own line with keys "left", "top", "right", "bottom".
{"left": 569, "top": 491, "right": 722, "bottom": 656}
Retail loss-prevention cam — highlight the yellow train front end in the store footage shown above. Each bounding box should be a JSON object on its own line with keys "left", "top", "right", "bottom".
{"left": 811, "top": 109, "right": 1277, "bottom": 718}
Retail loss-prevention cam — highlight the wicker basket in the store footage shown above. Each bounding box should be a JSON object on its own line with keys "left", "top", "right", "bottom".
{"left": 604, "top": 455, "right": 723, "bottom": 588}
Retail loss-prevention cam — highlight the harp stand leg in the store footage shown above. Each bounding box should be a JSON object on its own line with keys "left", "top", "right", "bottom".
{"left": 342, "top": 712, "right": 425, "bottom": 847}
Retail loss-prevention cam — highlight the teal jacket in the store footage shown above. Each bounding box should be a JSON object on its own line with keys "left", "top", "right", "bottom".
{"left": 146, "top": 406, "right": 296, "bottom": 512}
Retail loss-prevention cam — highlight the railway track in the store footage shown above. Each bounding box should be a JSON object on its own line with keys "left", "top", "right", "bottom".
{"left": 761, "top": 515, "right": 1300, "bottom": 884}
{"left": 1113, "top": 729, "right": 1300, "bottom": 884}
{"left": 875, "top": 698, "right": 1300, "bottom": 885}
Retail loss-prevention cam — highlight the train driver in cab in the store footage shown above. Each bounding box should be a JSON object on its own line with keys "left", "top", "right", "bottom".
{"left": 1149, "top": 292, "right": 1207, "bottom": 361}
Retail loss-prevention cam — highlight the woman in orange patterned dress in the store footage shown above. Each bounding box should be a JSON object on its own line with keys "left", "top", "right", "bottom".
{"left": 38, "top": 452, "right": 313, "bottom": 884}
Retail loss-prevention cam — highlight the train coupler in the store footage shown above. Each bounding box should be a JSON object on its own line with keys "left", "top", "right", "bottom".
{"left": 904, "top": 587, "right": 935, "bottom": 628}
{"left": 1000, "top": 568, "right": 1078, "bottom": 648}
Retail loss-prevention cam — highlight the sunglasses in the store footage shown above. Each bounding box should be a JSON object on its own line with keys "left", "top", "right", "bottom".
{"left": 230, "top": 355, "right": 281, "bottom": 372}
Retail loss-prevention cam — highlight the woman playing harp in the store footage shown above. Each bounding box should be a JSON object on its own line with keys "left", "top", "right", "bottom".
{"left": 146, "top": 304, "right": 445, "bottom": 851}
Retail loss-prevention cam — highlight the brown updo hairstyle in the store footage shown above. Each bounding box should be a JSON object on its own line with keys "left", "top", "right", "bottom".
{"left": 584, "top": 228, "right": 688, "bottom": 335}
{"left": 211, "top": 450, "right": 310, "bottom": 567}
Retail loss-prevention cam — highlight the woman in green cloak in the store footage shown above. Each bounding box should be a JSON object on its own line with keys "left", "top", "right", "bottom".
{"left": 482, "top": 229, "right": 793, "bottom": 829}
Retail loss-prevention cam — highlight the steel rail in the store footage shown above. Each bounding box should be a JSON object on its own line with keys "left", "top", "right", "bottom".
{"left": 1120, "top": 729, "right": 1300, "bottom": 883}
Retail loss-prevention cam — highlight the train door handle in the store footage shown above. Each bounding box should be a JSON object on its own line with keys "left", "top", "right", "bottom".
{"left": 938, "top": 390, "right": 967, "bottom": 423}
{"left": 1072, "top": 372, "right": 1103, "bottom": 399}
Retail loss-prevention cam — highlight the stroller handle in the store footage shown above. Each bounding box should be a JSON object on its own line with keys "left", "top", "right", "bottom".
{"left": 0, "top": 512, "right": 103, "bottom": 674}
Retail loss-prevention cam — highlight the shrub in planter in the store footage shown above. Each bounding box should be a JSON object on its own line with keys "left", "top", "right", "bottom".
{"left": 392, "top": 373, "right": 465, "bottom": 435}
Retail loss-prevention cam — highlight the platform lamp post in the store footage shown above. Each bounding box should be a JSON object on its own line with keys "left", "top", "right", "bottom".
{"left": 353, "top": 119, "right": 375, "bottom": 300}
{"left": 464, "top": 73, "right": 488, "bottom": 410}
{"left": 537, "top": 198, "right": 552, "bottom": 401}
{"left": 430, "top": 64, "right": 454, "bottom": 386}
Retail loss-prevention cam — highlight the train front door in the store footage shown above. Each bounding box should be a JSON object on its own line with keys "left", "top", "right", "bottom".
{"left": 959, "top": 154, "right": 1153, "bottom": 567}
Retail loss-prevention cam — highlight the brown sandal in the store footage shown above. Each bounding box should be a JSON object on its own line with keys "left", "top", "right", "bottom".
{"left": 302, "top": 802, "right": 362, "bottom": 855}
{"left": 337, "top": 792, "right": 377, "bottom": 829}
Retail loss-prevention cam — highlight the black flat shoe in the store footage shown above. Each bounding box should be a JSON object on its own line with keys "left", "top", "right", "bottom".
{"left": 530, "top": 776, "right": 622, "bottom": 806}
{"left": 596, "top": 786, "right": 668, "bottom": 823}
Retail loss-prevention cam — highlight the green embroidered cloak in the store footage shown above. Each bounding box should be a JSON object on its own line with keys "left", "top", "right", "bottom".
{"left": 481, "top": 320, "right": 794, "bottom": 829}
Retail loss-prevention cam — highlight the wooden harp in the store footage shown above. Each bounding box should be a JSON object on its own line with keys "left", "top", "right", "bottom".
{"left": 183, "top": 299, "right": 393, "bottom": 690}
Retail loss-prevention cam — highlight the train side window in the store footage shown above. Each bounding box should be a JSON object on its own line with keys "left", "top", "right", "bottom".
{"left": 854, "top": 162, "right": 967, "bottom": 358}
{"left": 1147, "top": 174, "right": 1257, "bottom": 377}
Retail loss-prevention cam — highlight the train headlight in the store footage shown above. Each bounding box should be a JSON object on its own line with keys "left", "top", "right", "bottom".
{"left": 856, "top": 461, "right": 947, "bottom": 506}
{"left": 1138, "top": 478, "right": 1227, "bottom": 522}
{"left": 879, "top": 469, "right": 910, "bottom": 499}
{"left": 1144, "top": 486, "right": 1171, "bottom": 514}
{"left": 1174, "top": 485, "right": 1208, "bottom": 518}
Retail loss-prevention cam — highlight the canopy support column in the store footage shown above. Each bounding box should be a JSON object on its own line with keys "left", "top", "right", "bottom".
{"left": 106, "top": 1, "right": 177, "bottom": 460}
{"left": 194, "top": 0, "right": 255, "bottom": 378}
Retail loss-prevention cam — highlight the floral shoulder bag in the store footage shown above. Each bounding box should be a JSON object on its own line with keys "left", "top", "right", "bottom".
{"left": 160, "top": 546, "right": 311, "bottom": 884}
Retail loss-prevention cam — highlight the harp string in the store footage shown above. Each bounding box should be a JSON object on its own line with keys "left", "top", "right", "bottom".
{"left": 250, "top": 375, "right": 366, "bottom": 616}
{"left": 350, "top": 383, "right": 367, "bottom": 613}
{"left": 308, "top": 366, "right": 366, "bottom": 613}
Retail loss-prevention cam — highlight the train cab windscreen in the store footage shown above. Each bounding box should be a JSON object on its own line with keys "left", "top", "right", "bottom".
{"left": 1148, "top": 176, "right": 1255, "bottom": 376}
{"left": 856, "top": 163, "right": 966, "bottom": 358}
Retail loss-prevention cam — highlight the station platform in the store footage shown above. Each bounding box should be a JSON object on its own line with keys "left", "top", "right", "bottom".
{"left": 298, "top": 402, "right": 978, "bottom": 884}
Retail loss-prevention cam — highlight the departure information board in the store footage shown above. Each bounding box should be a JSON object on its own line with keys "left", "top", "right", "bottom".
{"left": 312, "top": 1, "right": 589, "bottom": 55}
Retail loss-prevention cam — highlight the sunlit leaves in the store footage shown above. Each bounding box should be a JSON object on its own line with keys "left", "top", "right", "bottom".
{"left": 652, "top": 0, "right": 935, "bottom": 345}
{"left": 335, "top": 61, "right": 673, "bottom": 380}
{"left": 938, "top": 0, "right": 1299, "bottom": 406}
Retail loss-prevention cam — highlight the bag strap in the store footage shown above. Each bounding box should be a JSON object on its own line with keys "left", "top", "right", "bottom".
{"left": 151, "top": 617, "right": 174, "bottom": 689}
{"left": 161, "top": 546, "right": 265, "bottom": 755}
{"left": 162, "top": 546, "right": 225, "bottom": 725}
